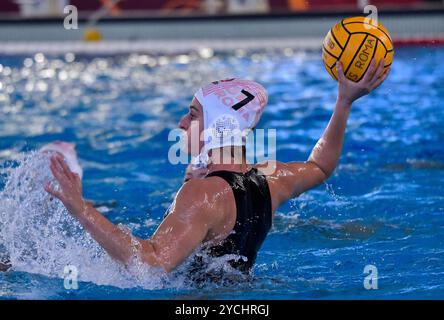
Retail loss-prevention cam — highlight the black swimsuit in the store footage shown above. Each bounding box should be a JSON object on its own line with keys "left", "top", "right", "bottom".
{"left": 205, "top": 168, "right": 272, "bottom": 270}
{"left": 187, "top": 167, "right": 273, "bottom": 282}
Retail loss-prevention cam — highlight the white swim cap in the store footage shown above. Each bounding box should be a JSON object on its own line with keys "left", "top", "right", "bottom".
{"left": 192, "top": 78, "right": 268, "bottom": 169}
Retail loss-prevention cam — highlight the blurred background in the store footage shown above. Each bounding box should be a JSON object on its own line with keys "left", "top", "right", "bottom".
{"left": 0, "top": 0, "right": 443, "bottom": 17}
{"left": 0, "top": 0, "right": 443, "bottom": 51}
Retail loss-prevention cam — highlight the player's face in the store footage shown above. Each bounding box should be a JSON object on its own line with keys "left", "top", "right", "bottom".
{"left": 178, "top": 98, "right": 204, "bottom": 156}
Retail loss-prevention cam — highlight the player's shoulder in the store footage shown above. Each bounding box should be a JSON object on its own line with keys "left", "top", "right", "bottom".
{"left": 173, "top": 174, "right": 234, "bottom": 223}
{"left": 177, "top": 175, "right": 232, "bottom": 204}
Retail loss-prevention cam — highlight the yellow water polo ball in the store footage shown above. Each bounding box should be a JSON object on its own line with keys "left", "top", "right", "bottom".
{"left": 322, "top": 16, "right": 394, "bottom": 82}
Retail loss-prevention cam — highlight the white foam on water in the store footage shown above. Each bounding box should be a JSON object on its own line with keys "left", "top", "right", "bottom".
{"left": 0, "top": 151, "right": 247, "bottom": 291}
{"left": 0, "top": 151, "right": 168, "bottom": 289}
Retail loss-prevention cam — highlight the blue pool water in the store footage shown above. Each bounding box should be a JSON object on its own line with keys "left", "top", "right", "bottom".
{"left": 0, "top": 46, "right": 443, "bottom": 299}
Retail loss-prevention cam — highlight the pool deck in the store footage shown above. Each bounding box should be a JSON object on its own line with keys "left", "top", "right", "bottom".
{"left": 0, "top": 8, "right": 443, "bottom": 54}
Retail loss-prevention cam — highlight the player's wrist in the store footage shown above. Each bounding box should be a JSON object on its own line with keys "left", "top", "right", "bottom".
{"left": 66, "top": 197, "right": 88, "bottom": 218}
{"left": 336, "top": 95, "right": 353, "bottom": 108}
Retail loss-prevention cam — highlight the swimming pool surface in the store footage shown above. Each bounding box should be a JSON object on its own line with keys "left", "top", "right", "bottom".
{"left": 0, "top": 46, "right": 443, "bottom": 299}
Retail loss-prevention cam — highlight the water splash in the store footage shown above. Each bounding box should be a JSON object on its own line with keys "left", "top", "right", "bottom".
{"left": 0, "top": 151, "right": 251, "bottom": 292}
{"left": 0, "top": 151, "right": 166, "bottom": 289}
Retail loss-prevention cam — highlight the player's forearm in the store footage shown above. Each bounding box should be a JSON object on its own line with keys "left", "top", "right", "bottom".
{"left": 309, "top": 58, "right": 389, "bottom": 176}
{"left": 74, "top": 202, "right": 159, "bottom": 268}
{"left": 308, "top": 98, "right": 351, "bottom": 177}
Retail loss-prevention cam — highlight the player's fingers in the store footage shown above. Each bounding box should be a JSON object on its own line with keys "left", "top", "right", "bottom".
{"left": 50, "top": 157, "right": 73, "bottom": 190}
{"left": 49, "top": 159, "right": 66, "bottom": 183}
{"left": 371, "top": 67, "right": 390, "bottom": 90}
{"left": 362, "top": 58, "right": 377, "bottom": 83}
{"left": 73, "top": 173, "right": 82, "bottom": 186}
{"left": 371, "top": 58, "right": 385, "bottom": 83}
{"left": 55, "top": 155, "right": 75, "bottom": 180}
{"left": 44, "top": 180, "right": 64, "bottom": 200}
{"left": 336, "top": 61, "right": 347, "bottom": 82}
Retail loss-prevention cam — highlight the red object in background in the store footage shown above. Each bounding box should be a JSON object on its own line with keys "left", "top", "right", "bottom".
{"left": 269, "top": 0, "right": 289, "bottom": 9}
{"left": 99, "top": 0, "right": 121, "bottom": 15}
{"left": 394, "top": 37, "right": 444, "bottom": 46}
{"left": 0, "top": 1, "right": 174, "bottom": 13}
{"left": 370, "top": 0, "right": 421, "bottom": 7}
{"left": 70, "top": 0, "right": 196, "bottom": 11}
{"left": 69, "top": 0, "right": 101, "bottom": 11}
{"left": 303, "top": 0, "right": 356, "bottom": 9}
{"left": 284, "top": 0, "right": 421, "bottom": 10}
{"left": 0, "top": 0, "right": 431, "bottom": 13}
{"left": 0, "top": 0, "right": 19, "bottom": 12}
{"left": 269, "top": 0, "right": 358, "bottom": 10}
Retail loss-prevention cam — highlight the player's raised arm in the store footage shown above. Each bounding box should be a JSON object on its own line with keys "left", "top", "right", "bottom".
{"left": 44, "top": 153, "right": 224, "bottom": 272}
{"left": 268, "top": 58, "right": 390, "bottom": 207}
{"left": 309, "top": 58, "right": 389, "bottom": 175}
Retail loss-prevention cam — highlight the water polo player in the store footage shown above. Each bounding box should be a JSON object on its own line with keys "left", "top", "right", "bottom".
{"left": 44, "top": 59, "right": 389, "bottom": 276}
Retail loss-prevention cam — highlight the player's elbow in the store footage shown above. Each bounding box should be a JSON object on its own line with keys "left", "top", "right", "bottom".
{"left": 309, "top": 161, "right": 331, "bottom": 182}
{"left": 307, "top": 159, "right": 334, "bottom": 181}
{"left": 138, "top": 240, "right": 178, "bottom": 273}
{"left": 320, "top": 166, "right": 334, "bottom": 180}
